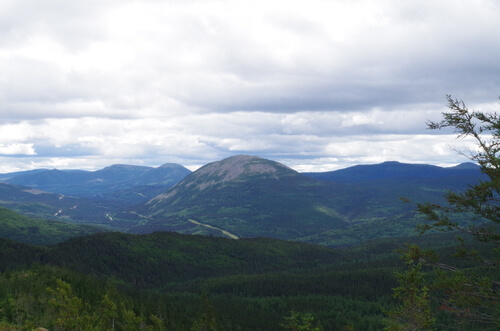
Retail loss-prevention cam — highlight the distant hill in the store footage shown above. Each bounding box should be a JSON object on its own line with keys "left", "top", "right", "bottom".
{"left": 0, "top": 168, "right": 49, "bottom": 181}
{"left": 0, "top": 207, "right": 106, "bottom": 246}
{"left": 0, "top": 182, "right": 133, "bottom": 229}
{"left": 302, "top": 161, "right": 482, "bottom": 183}
{"left": 1, "top": 163, "right": 191, "bottom": 202}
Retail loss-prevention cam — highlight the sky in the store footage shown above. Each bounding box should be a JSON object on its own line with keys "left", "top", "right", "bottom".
{"left": 0, "top": 0, "right": 499, "bottom": 173}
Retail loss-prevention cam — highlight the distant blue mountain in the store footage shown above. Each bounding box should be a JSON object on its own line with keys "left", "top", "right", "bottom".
{"left": 302, "top": 161, "right": 482, "bottom": 183}
{"left": 0, "top": 163, "right": 191, "bottom": 201}
{"left": 0, "top": 169, "right": 49, "bottom": 181}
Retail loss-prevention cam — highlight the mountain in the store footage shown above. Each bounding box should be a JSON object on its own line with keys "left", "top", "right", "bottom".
{"left": 296, "top": 161, "right": 485, "bottom": 245}
{"left": 130, "top": 155, "right": 351, "bottom": 239}
{"left": 124, "top": 156, "right": 486, "bottom": 245}
{"left": 0, "top": 168, "right": 49, "bottom": 181}
{"left": 0, "top": 163, "right": 191, "bottom": 231}
{"left": 2, "top": 163, "right": 191, "bottom": 202}
{"left": 302, "top": 161, "right": 482, "bottom": 183}
{"left": 0, "top": 157, "right": 486, "bottom": 246}
{"left": 96, "top": 163, "right": 193, "bottom": 204}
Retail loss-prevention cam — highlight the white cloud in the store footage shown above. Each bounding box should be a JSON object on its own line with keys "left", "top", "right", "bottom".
{"left": 0, "top": 143, "right": 35, "bottom": 155}
{"left": 0, "top": 0, "right": 498, "bottom": 172}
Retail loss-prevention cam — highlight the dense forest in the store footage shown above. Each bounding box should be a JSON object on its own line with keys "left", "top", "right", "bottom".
{"left": 0, "top": 231, "right": 401, "bottom": 330}
{"left": 0, "top": 229, "right": 495, "bottom": 330}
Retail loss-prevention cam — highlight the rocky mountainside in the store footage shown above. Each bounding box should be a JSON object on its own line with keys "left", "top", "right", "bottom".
{"left": 148, "top": 155, "right": 297, "bottom": 205}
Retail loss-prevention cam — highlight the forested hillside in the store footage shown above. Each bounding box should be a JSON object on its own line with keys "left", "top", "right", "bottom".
{"left": 0, "top": 231, "right": 404, "bottom": 330}
{"left": 0, "top": 207, "right": 105, "bottom": 245}
{"left": 1, "top": 228, "right": 492, "bottom": 330}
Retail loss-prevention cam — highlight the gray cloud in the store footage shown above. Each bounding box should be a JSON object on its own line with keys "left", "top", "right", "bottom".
{"left": 0, "top": 0, "right": 499, "bottom": 172}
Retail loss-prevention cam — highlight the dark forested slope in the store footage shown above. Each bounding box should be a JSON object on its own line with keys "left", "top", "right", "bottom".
{"left": 0, "top": 207, "right": 105, "bottom": 246}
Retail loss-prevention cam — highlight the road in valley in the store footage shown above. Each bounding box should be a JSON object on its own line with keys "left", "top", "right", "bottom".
{"left": 187, "top": 219, "right": 239, "bottom": 239}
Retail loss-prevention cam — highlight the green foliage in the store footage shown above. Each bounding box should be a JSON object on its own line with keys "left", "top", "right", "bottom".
{"left": 384, "top": 246, "right": 435, "bottom": 330}
{"left": 410, "top": 95, "right": 500, "bottom": 328}
{"left": 96, "top": 294, "right": 118, "bottom": 331}
{"left": 47, "top": 279, "right": 91, "bottom": 330}
{"left": 36, "top": 232, "right": 349, "bottom": 288}
{"left": 0, "top": 207, "right": 106, "bottom": 246}
{"left": 281, "top": 310, "right": 323, "bottom": 331}
{"left": 148, "top": 314, "right": 167, "bottom": 331}
{"left": 0, "top": 266, "right": 168, "bottom": 331}
{"left": 190, "top": 294, "right": 219, "bottom": 331}
{"left": 0, "top": 183, "right": 128, "bottom": 228}
{"left": 0, "top": 230, "right": 404, "bottom": 330}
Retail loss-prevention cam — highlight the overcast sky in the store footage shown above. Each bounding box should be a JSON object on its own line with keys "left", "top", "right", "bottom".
{"left": 0, "top": 0, "right": 499, "bottom": 173}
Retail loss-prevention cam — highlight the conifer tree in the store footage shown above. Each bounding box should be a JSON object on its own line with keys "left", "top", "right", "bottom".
{"left": 281, "top": 310, "right": 323, "bottom": 331}
{"left": 384, "top": 246, "right": 434, "bottom": 331}
{"left": 47, "top": 279, "right": 93, "bottom": 331}
{"left": 190, "top": 294, "right": 218, "bottom": 331}
{"left": 97, "top": 294, "right": 118, "bottom": 331}
{"left": 403, "top": 95, "right": 500, "bottom": 328}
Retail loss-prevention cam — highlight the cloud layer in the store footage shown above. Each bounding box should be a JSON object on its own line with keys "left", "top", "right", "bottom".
{"left": 0, "top": 0, "right": 499, "bottom": 172}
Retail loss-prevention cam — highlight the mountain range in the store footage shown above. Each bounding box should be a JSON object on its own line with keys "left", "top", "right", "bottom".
{"left": 0, "top": 155, "right": 484, "bottom": 246}
{"left": 1, "top": 163, "right": 191, "bottom": 202}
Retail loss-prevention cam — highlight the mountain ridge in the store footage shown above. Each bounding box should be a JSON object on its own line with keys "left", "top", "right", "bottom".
{"left": 0, "top": 156, "right": 484, "bottom": 246}
{"left": 303, "top": 160, "right": 481, "bottom": 183}
{"left": 134, "top": 156, "right": 353, "bottom": 239}
{"left": 1, "top": 162, "right": 191, "bottom": 201}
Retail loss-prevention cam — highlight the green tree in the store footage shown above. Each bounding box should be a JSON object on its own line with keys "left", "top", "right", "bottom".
{"left": 412, "top": 95, "right": 500, "bottom": 328}
{"left": 190, "top": 294, "right": 218, "bottom": 331}
{"left": 147, "top": 314, "right": 167, "bottom": 331}
{"left": 47, "top": 279, "right": 93, "bottom": 331}
{"left": 118, "top": 303, "right": 143, "bottom": 331}
{"left": 281, "top": 310, "right": 323, "bottom": 331}
{"left": 97, "top": 294, "right": 118, "bottom": 331}
{"left": 384, "top": 246, "right": 434, "bottom": 331}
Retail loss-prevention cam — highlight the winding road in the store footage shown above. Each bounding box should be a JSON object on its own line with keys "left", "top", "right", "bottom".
{"left": 187, "top": 219, "right": 239, "bottom": 239}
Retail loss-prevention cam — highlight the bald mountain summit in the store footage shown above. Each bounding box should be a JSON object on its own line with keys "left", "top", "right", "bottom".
{"left": 129, "top": 155, "right": 351, "bottom": 239}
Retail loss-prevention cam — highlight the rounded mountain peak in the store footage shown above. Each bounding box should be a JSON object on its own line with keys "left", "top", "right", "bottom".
{"left": 193, "top": 155, "right": 297, "bottom": 183}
